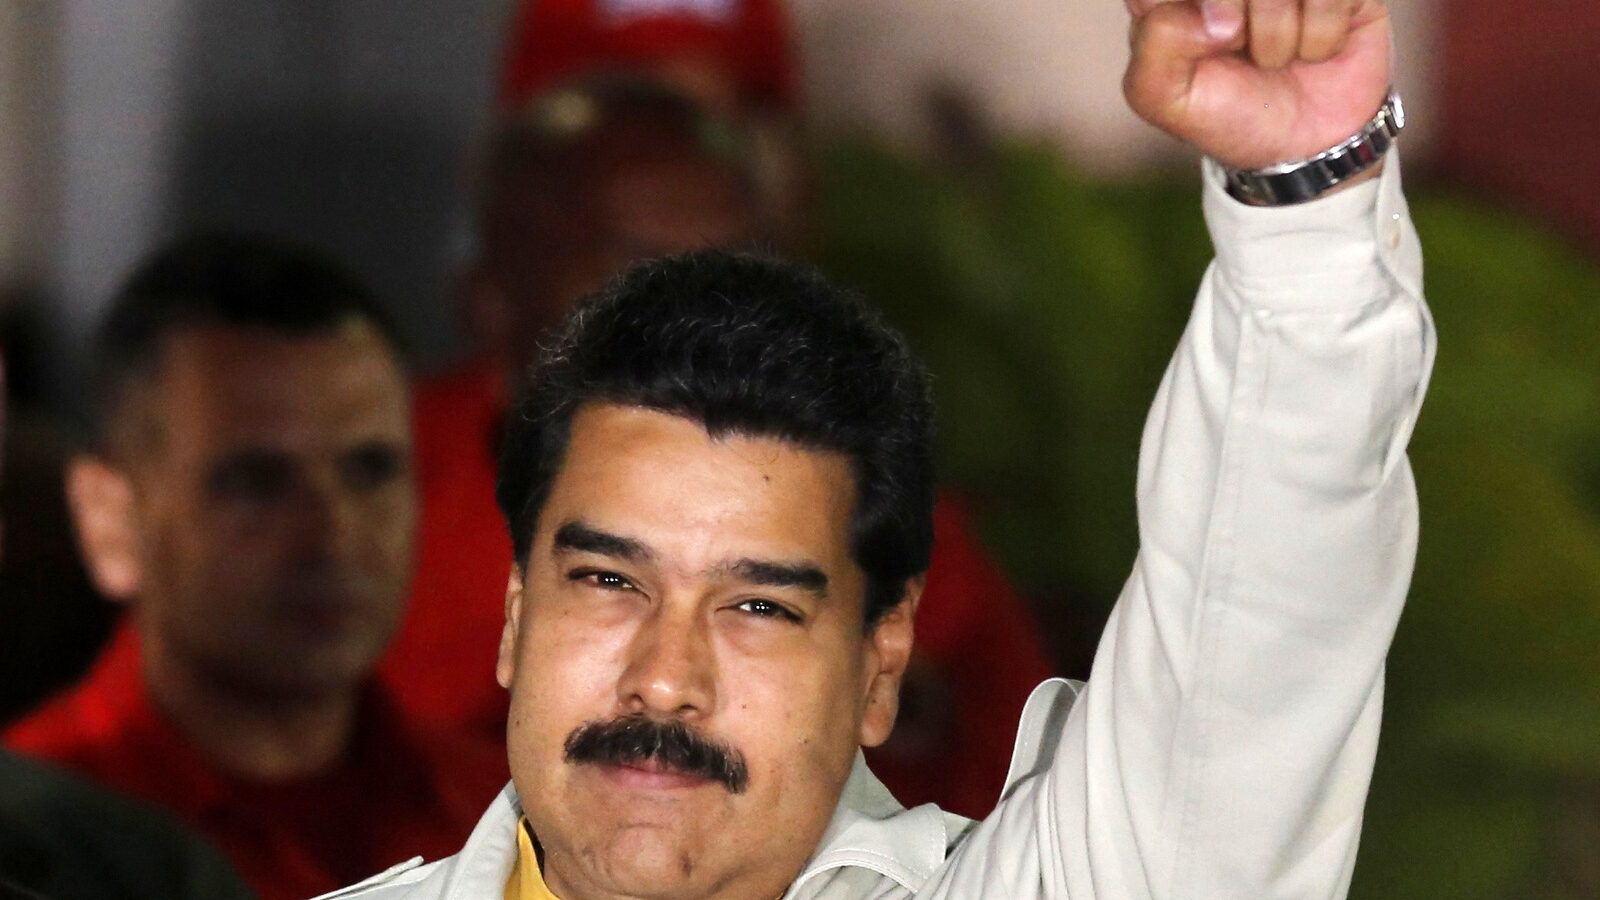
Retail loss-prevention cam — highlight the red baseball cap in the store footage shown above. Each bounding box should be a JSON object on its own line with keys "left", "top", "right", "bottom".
{"left": 497, "top": 0, "right": 800, "bottom": 114}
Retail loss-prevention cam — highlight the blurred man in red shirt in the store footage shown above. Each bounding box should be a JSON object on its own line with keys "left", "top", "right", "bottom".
{"left": 385, "top": 76, "right": 763, "bottom": 746}
{"left": 383, "top": 0, "right": 1055, "bottom": 819}
{"left": 3, "top": 235, "right": 504, "bottom": 900}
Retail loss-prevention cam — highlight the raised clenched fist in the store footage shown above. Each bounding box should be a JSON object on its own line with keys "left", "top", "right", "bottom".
{"left": 1123, "top": 0, "right": 1391, "bottom": 171}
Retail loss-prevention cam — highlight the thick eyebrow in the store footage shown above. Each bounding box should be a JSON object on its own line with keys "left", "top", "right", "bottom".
{"left": 552, "top": 521, "right": 828, "bottom": 597}
{"left": 552, "top": 521, "right": 654, "bottom": 564}
{"left": 727, "top": 559, "right": 830, "bottom": 599}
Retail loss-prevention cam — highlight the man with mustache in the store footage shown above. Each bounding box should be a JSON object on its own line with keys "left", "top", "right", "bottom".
{"left": 330, "top": 0, "right": 1431, "bottom": 896}
{"left": 386, "top": 3, "right": 1061, "bottom": 820}
{"left": 2, "top": 235, "right": 505, "bottom": 900}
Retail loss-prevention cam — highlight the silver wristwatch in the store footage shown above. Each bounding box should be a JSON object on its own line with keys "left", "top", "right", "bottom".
{"left": 1224, "top": 90, "right": 1405, "bottom": 206}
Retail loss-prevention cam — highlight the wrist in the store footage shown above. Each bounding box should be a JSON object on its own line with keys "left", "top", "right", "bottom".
{"left": 1223, "top": 90, "right": 1404, "bottom": 206}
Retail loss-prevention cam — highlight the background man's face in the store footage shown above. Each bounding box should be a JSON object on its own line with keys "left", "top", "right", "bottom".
{"left": 496, "top": 403, "right": 912, "bottom": 900}
{"left": 475, "top": 121, "right": 759, "bottom": 372}
{"left": 105, "top": 321, "right": 415, "bottom": 700}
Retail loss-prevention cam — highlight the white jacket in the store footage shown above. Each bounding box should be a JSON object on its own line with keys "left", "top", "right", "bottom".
{"left": 318, "top": 157, "right": 1433, "bottom": 900}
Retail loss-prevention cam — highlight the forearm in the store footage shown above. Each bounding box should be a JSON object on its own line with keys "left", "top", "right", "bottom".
{"left": 1078, "top": 155, "right": 1431, "bottom": 898}
{"left": 926, "top": 152, "right": 1432, "bottom": 900}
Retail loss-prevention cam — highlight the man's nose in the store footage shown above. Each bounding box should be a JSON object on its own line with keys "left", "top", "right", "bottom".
{"left": 294, "top": 473, "right": 360, "bottom": 560}
{"left": 616, "top": 603, "right": 717, "bottom": 720}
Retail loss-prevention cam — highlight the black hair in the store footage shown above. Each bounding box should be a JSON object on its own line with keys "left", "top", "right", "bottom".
{"left": 495, "top": 251, "right": 935, "bottom": 626}
{"left": 88, "top": 232, "right": 399, "bottom": 450}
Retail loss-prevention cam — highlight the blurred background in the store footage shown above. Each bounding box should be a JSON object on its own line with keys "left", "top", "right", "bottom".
{"left": 2, "top": 1, "right": 1599, "bottom": 897}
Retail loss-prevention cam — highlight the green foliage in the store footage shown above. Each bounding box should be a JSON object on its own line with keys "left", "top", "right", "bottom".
{"left": 815, "top": 142, "right": 1204, "bottom": 602}
{"left": 814, "top": 140, "right": 1600, "bottom": 898}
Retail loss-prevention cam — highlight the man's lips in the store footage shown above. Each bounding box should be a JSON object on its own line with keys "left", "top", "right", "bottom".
{"left": 594, "top": 759, "right": 721, "bottom": 791}
{"left": 275, "top": 590, "right": 377, "bottom": 630}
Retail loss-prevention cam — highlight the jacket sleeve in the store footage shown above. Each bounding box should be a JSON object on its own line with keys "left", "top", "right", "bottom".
{"left": 923, "top": 157, "right": 1434, "bottom": 899}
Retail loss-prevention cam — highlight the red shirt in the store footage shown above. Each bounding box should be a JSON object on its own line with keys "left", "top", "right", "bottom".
{"left": 3, "top": 626, "right": 508, "bottom": 900}
{"left": 384, "top": 362, "right": 1056, "bottom": 818}
{"left": 379, "top": 363, "right": 517, "bottom": 735}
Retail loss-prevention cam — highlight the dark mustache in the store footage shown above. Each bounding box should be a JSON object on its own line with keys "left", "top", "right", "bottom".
{"left": 564, "top": 714, "right": 750, "bottom": 794}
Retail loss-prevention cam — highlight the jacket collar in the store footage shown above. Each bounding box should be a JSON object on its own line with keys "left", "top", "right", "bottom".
{"left": 788, "top": 753, "right": 953, "bottom": 893}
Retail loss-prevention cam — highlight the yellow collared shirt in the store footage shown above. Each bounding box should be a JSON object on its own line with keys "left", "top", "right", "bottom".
{"left": 504, "top": 818, "right": 561, "bottom": 900}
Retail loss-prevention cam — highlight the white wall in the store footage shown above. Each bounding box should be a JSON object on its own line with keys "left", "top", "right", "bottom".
{"left": 52, "top": 0, "right": 186, "bottom": 341}
{"left": 8, "top": 0, "right": 1439, "bottom": 374}
{"left": 35, "top": 0, "right": 514, "bottom": 363}
{"left": 792, "top": 0, "right": 1437, "bottom": 171}
{"left": 0, "top": 0, "right": 57, "bottom": 287}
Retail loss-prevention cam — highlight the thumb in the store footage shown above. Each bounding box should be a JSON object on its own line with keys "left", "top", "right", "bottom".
{"left": 1123, "top": 1, "right": 1232, "bottom": 126}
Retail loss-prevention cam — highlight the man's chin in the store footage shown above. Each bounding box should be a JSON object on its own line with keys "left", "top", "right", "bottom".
{"left": 535, "top": 776, "right": 755, "bottom": 899}
{"left": 546, "top": 824, "right": 729, "bottom": 900}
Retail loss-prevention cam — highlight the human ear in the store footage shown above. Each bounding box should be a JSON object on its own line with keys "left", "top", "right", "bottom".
{"left": 65, "top": 455, "right": 142, "bottom": 601}
{"left": 858, "top": 576, "right": 923, "bottom": 748}
{"left": 495, "top": 565, "right": 527, "bottom": 690}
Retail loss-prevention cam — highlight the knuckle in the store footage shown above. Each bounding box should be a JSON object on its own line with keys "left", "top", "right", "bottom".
{"left": 1143, "top": 3, "right": 1190, "bottom": 39}
{"left": 1303, "top": 0, "right": 1349, "bottom": 20}
{"left": 1121, "top": 67, "right": 1149, "bottom": 109}
{"left": 1300, "top": 0, "right": 1352, "bottom": 60}
{"left": 1252, "top": 39, "right": 1293, "bottom": 69}
{"left": 1299, "top": 43, "right": 1336, "bottom": 63}
{"left": 1121, "top": 67, "right": 1163, "bottom": 122}
{"left": 1245, "top": 1, "right": 1298, "bottom": 67}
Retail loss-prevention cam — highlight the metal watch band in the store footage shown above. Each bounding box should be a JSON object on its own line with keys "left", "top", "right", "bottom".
{"left": 1224, "top": 90, "right": 1405, "bottom": 206}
